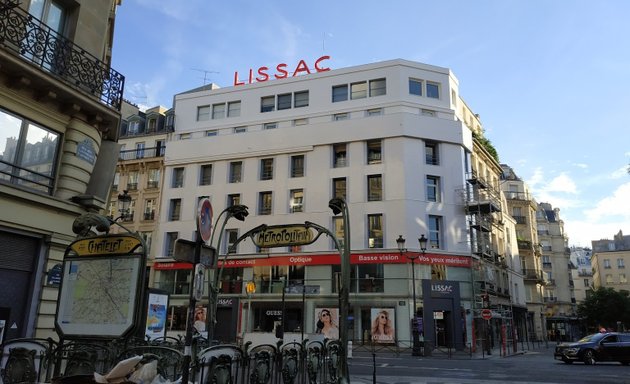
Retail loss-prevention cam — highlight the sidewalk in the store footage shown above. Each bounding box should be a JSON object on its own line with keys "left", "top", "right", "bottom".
{"left": 350, "top": 341, "right": 552, "bottom": 360}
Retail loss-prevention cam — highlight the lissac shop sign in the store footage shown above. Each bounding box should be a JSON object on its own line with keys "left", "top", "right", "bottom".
{"left": 233, "top": 55, "right": 331, "bottom": 86}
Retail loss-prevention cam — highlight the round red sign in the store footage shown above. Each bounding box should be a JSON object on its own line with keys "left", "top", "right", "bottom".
{"left": 481, "top": 309, "right": 492, "bottom": 320}
{"left": 197, "top": 198, "right": 213, "bottom": 243}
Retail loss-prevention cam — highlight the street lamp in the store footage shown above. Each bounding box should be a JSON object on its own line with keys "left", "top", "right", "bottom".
{"left": 207, "top": 204, "right": 249, "bottom": 343}
{"left": 116, "top": 190, "right": 131, "bottom": 221}
{"left": 328, "top": 197, "right": 350, "bottom": 384}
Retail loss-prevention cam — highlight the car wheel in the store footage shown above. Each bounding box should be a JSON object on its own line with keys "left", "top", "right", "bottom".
{"left": 582, "top": 349, "right": 596, "bottom": 365}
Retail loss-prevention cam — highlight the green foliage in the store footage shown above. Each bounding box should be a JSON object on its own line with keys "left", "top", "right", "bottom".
{"left": 577, "top": 287, "right": 630, "bottom": 329}
{"left": 472, "top": 131, "right": 499, "bottom": 163}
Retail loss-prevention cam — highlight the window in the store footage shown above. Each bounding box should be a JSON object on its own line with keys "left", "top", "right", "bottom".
{"left": 604, "top": 259, "right": 611, "bottom": 269}
{"left": 225, "top": 229, "right": 239, "bottom": 254}
{"left": 367, "top": 140, "right": 382, "bottom": 164}
{"left": 427, "top": 81, "right": 440, "bottom": 99}
{"left": 261, "top": 96, "right": 275, "bottom": 112}
{"left": 367, "top": 175, "right": 382, "bottom": 201}
{"left": 127, "top": 171, "right": 139, "bottom": 190}
{"left": 333, "top": 178, "right": 346, "bottom": 200}
{"left": 366, "top": 108, "right": 382, "bottom": 116}
{"left": 212, "top": 103, "right": 225, "bottom": 119}
{"left": 333, "top": 143, "right": 347, "bottom": 167}
{"left": 144, "top": 199, "right": 156, "bottom": 220}
{"left": 425, "top": 141, "right": 439, "bottom": 165}
{"left": 618, "top": 259, "right": 625, "bottom": 268}
{"left": 421, "top": 109, "right": 436, "bottom": 117}
{"left": 206, "top": 130, "right": 218, "bottom": 136}
{"left": 229, "top": 161, "right": 242, "bottom": 183}
{"left": 140, "top": 231, "right": 153, "bottom": 254}
{"left": 197, "top": 105, "right": 210, "bottom": 121}
{"left": 234, "top": 126, "right": 247, "bottom": 134}
{"left": 369, "top": 78, "right": 386, "bottom": 96}
{"left": 227, "top": 193, "right": 241, "bottom": 206}
{"left": 260, "top": 158, "right": 274, "bottom": 180}
{"left": 428, "top": 215, "right": 442, "bottom": 249}
{"left": 277, "top": 93, "right": 292, "bottom": 110}
{"left": 169, "top": 199, "right": 182, "bottom": 221}
{"left": 334, "top": 113, "right": 348, "bottom": 121}
{"left": 606, "top": 274, "right": 613, "bottom": 284}
{"left": 621, "top": 274, "right": 628, "bottom": 284}
{"left": 259, "top": 191, "right": 273, "bottom": 215}
{"left": 165, "top": 232, "right": 179, "bottom": 257}
{"left": 291, "top": 155, "right": 304, "bottom": 177}
{"left": 113, "top": 172, "right": 120, "bottom": 190}
{"left": 147, "top": 168, "right": 160, "bottom": 189}
{"left": 172, "top": 167, "right": 184, "bottom": 188}
{"left": 0, "top": 108, "right": 60, "bottom": 194}
{"left": 409, "top": 78, "right": 422, "bottom": 96}
{"left": 333, "top": 217, "right": 345, "bottom": 251}
{"left": 179, "top": 133, "right": 191, "bottom": 140}
{"left": 199, "top": 164, "right": 212, "bottom": 185}
{"left": 290, "top": 189, "right": 304, "bottom": 213}
{"left": 368, "top": 214, "right": 383, "bottom": 248}
{"left": 350, "top": 81, "right": 367, "bottom": 99}
{"left": 263, "top": 122, "right": 277, "bottom": 130}
{"left": 294, "top": 91, "right": 309, "bottom": 107}
{"left": 293, "top": 118, "right": 308, "bottom": 126}
{"left": 332, "top": 85, "right": 348, "bottom": 102}
{"left": 135, "top": 142, "right": 145, "bottom": 159}
{"left": 584, "top": 279, "right": 590, "bottom": 287}
{"left": 426, "top": 175, "right": 440, "bottom": 202}
{"left": 227, "top": 101, "right": 241, "bottom": 117}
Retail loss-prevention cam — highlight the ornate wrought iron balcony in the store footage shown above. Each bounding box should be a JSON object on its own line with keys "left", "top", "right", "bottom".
{"left": 0, "top": 3, "right": 124, "bottom": 110}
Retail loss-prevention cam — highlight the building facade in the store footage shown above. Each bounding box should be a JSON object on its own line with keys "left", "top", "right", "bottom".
{"left": 591, "top": 231, "right": 630, "bottom": 291}
{"left": 536, "top": 202, "right": 578, "bottom": 341}
{"left": 107, "top": 101, "right": 171, "bottom": 258}
{"left": 0, "top": 0, "right": 124, "bottom": 342}
{"left": 150, "top": 59, "right": 527, "bottom": 351}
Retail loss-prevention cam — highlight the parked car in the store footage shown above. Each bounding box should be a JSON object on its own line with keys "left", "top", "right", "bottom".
{"left": 554, "top": 332, "right": 630, "bottom": 365}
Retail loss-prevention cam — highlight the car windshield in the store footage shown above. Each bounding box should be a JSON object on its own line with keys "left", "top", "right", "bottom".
{"left": 577, "top": 333, "right": 605, "bottom": 343}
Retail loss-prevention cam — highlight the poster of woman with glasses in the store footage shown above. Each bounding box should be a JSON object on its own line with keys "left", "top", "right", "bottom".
{"left": 315, "top": 307, "right": 339, "bottom": 340}
{"left": 371, "top": 308, "right": 395, "bottom": 343}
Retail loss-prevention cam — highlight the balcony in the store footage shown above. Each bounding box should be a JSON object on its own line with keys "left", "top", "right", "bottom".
{"left": 143, "top": 211, "right": 155, "bottom": 220}
{"left": 0, "top": 4, "right": 124, "bottom": 111}
{"left": 518, "top": 239, "right": 532, "bottom": 251}
{"left": 119, "top": 146, "right": 166, "bottom": 161}
{"left": 523, "top": 268, "right": 544, "bottom": 282}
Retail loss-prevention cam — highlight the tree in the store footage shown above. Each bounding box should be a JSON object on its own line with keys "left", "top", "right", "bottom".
{"left": 577, "top": 287, "right": 630, "bottom": 331}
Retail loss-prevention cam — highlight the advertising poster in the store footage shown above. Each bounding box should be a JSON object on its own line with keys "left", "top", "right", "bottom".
{"left": 371, "top": 308, "right": 395, "bottom": 343}
{"left": 145, "top": 291, "right": 168, "bottom": 340}
{"left": 194, "top": 306, "right": 207, "bottom": 337}
{"left": 314, "top": 307, "right": 339, "bottom": 340}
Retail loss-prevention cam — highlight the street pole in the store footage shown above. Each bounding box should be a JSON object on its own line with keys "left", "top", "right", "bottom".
{"left": 180, "top": 231, "right": 201, "bottom": 384}
{"left": 329, "top": 198, "right": 350, "bottom": 384}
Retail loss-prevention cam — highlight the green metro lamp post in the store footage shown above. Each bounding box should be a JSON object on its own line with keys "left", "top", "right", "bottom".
{"left": 328, "top": 197, "right": 350, "bottom": 384}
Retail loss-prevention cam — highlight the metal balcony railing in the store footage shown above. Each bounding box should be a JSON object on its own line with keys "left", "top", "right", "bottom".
{"left": 0, "top": 3, "right": 124, "bottom": 110}
{"left": 119, "top": 146, "right": 165, "bottom": 161}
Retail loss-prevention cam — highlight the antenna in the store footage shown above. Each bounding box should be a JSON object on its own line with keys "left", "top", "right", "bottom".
{"left": 191, "top": 68, "right": 220, "bottom": 85}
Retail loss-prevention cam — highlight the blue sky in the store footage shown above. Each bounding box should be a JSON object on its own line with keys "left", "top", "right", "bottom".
{"left": 112, "top": 0, "right": 630, "bottom": 248}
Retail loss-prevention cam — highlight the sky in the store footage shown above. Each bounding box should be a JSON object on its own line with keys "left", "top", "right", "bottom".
{"left": 111, "top": 0, "right": 630, "bottom": 248}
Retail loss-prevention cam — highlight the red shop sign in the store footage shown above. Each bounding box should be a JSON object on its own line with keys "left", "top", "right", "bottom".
{"left": 234, "top": 55, "right": 331, "bottom": 86}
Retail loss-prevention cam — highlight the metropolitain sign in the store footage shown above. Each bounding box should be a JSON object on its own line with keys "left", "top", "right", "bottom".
{"left": 234, "top": 55, "right": 331, "bottom": 86}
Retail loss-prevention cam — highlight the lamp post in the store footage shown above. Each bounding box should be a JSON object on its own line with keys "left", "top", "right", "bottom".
{"left": 116, "top": 190, "right": 131, "bottom": 221}
{"left": 329, "top": 197, "right": 350, "bottom": 384}
{"left": 207, "top": 204, "right": 249, "bottom": 344}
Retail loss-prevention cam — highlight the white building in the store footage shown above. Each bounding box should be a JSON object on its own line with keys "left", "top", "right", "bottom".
{"left": 154, "top": 58, "right": 520, "bottom": 350}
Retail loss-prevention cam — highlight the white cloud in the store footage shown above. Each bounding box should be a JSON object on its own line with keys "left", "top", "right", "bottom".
{"left": 583, "top": 182, "right": 630, "bottom": 221}
{"left": 611, "top": 165, "right": 629, "bottom": 179}
{"left": 573, "top": 163, "right": 588, "bottom": 169}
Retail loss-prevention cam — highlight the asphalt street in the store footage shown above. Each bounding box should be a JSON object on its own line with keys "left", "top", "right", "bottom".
{"left": 346, "top": 344, "right": 630, "bottom": 384}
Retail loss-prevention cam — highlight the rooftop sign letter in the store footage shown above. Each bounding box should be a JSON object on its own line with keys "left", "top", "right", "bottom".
{"left": 234, "top": 56, "right": 331, "bottom": 86}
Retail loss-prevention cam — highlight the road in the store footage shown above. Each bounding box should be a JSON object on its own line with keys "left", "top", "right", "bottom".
{"left": 348, "top": 345, "right": 630, "bottom": 383}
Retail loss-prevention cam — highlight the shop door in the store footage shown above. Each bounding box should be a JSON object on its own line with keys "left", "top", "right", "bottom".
{"left": 0, "top": 232, "right": 39, "bottom": 340}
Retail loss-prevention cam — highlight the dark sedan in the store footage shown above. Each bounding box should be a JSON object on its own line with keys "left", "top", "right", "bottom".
{"left": 554, "top": 332, "right": 630, "bottom": 365}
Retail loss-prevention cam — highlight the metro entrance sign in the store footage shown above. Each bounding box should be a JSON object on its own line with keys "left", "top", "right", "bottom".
{"left": 481, "top": 308, "right": 493, "bottom": 321}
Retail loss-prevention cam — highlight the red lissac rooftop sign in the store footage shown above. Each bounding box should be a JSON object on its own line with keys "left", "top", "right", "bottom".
{"left": 234, "top": 55, "right": 331, "bottom": 86}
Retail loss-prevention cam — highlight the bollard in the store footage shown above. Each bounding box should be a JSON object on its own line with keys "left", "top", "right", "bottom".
{"left": 348, "top": 340, "right": 353, "bottom": 359}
